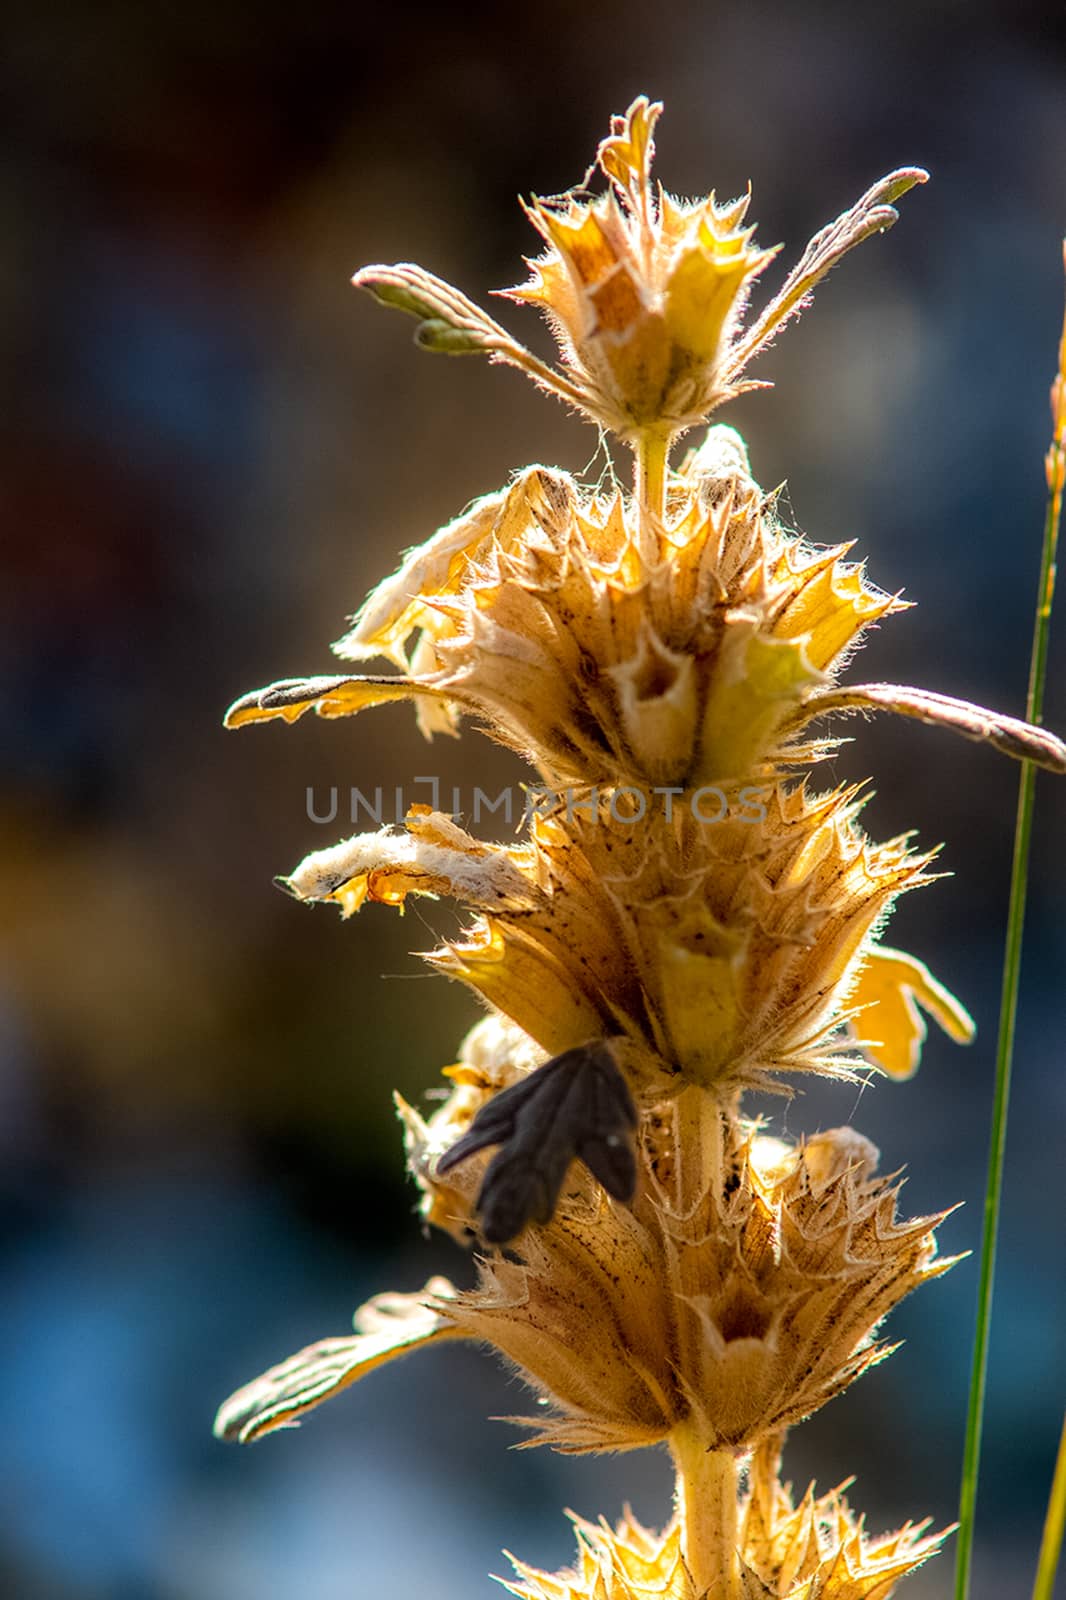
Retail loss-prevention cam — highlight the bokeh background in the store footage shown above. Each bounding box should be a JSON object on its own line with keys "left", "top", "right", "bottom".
{"left": 2, "top": 2, "right": 1065, "bottom": 1596}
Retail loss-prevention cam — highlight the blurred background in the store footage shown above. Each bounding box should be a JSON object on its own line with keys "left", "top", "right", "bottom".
{"left": 2, "top": 1, "right": 1065, "bottom": 1595}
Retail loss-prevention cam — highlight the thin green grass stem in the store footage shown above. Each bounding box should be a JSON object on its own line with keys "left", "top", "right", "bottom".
{"left": 953, "top": 255, "right": 1066, "bottom": 1600}
{"left": 1032, "top": 1410, "right": 1066, "bottom": 1600}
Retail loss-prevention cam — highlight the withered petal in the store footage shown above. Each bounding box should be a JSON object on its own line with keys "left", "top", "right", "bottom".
{"left": 800, "top": 681, "right": 1066, "bottom": 773}
{"left": 213, "top": 1278, "right": 461, "bottom": 1444}
{"left": 223, "top": 672, "right": 451, "bottom": 729}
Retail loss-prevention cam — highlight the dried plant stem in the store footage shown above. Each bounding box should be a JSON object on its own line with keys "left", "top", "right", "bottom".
{"left": 634, "top": 430, "right": 669, "bottom": 551}
{"left": 954, "top": 251, "right": 1066, "bottom": 1600}
{"left": 671, "top": 1426, "right": 740, "bottom": 1599}
{"left": 1032, "top": 1411, "right": 1066, "bottom": 1600}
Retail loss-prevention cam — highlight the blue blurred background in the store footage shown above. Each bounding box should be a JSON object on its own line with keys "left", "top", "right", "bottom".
{"left": 2, "top": 2, "right": 1065, "bottom": 1596}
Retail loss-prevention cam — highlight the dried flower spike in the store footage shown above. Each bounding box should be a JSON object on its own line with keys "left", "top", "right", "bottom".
{"left": 216, "top": 97, "right": 1065, "bottom": 1600}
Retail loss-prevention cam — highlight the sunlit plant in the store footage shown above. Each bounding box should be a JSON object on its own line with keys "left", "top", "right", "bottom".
{"left": 215, "top": 101, "right": 1066, "bottom": 1599}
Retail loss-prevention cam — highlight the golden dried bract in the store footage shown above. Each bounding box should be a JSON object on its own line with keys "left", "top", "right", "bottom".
{"left": 353, "top": 98, "right": 928, "bottom": 449}
{"left": 275, "top": 790, "right": 961, "bottom": 1097}
{"left": 504, "top": 1444, "right": 949, "bottom": 1600}
{"left": 215, "top": 1083, "right": 957, "bottom": 1468}
{"left": 501, "top": 97, "right": 777, "bottom": 439}
{"left": 226, "top": 426, "right": 1064, "bottom": 785}
{"left": 439, "top": 1094, "right": 956, "bottom": 1457}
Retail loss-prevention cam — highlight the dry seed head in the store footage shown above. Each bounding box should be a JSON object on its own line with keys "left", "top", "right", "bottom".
{"left": 215, "top": 1079, "right": 957, "bottom": 1458}
{"left": 228, "top": 434, "right": 899, "bottom": 791}
{"left": 224, "top": 426, "right": 1065, "bottom": 782}
{"left": 504, "top": 1447, "right": 950, "bottom": 1600}
{"left": 440, "top": 1091, "right": 956, "bottom": 1455}
{"left": 273, "top": 786, "right": 963, "bottom": 1095}
{"left": 501, "top": 98, "right": 777, "bottom": 439}
{"left": 342, "top": 429, "right": 895, "bottom": 789}
{"left": 351, "top": 100, "right": 928, "bottom": 448}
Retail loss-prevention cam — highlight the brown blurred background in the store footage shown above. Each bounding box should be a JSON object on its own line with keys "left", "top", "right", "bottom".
{"left": 2, "top": 2, "right": 1065, "bottom": 1596}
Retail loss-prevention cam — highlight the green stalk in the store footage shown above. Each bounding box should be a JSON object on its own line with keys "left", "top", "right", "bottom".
{"left": 1032, "top": 1411, "right": 1066, "bottom": 1600}
{"left": 954, "top": 253, "right": 1066, "bottom": 1600}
